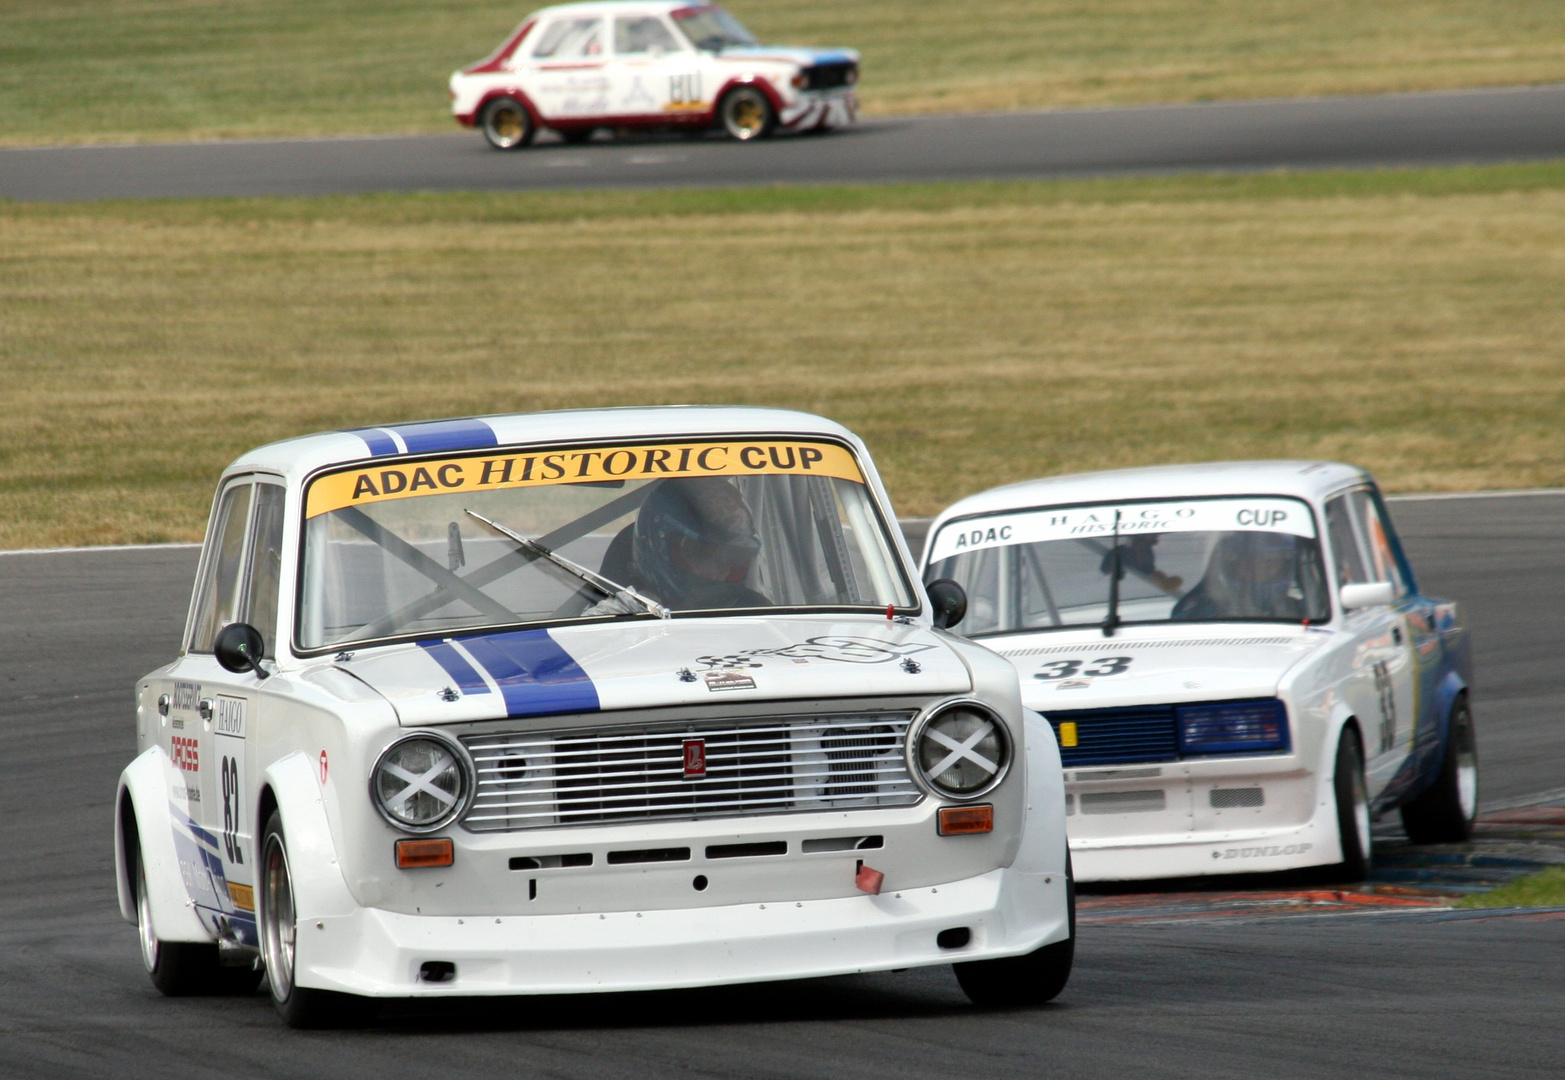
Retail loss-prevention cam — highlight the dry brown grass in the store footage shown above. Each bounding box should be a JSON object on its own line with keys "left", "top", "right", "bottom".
{"left": 3, "top": 168, "right": 1565, "bottom": 548}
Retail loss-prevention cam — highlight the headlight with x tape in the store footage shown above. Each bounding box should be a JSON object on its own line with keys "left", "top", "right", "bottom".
{"left": 910, "top": 700, "right": 1011, "bottom": 800}
{"left": 370, "top": 732, "right": 475, "bottom": 833}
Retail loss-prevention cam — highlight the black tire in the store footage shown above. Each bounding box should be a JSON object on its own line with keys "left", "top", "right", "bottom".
{"left": 954, "top": 853, "right": 1075, "bottom": 1007}
{"left": 1329, "top": 726, "right": 1372, "bottom": 881}
{"left": 556, "top": 127, "right": 595, "bottom": 145}
{"left": 718, "top": 86, "right": 776, "bottom": 141}
{"left": 259, "top": 812, "right": 375, "bottom": 1028}
{"left": 480, "top": 96, "right": 536, "bottom": 150}
{"left": 132, "top": 829, "right": 261, "bottom": 997}
{"left": 1401, "top": 696, "right": 1479, "bottom": 843}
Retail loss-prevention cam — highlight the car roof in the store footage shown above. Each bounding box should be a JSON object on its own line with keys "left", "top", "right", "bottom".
{"left": 932, "top": 460, "right": 1372, "bottom": 526}
{"left": 224, "top": 405, "right": 868, "bottom": 486}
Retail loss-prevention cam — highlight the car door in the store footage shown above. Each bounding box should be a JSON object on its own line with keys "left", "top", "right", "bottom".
{"left": 607, "top": 13, "right": 700, "bottom": 117}
{"left": 1324, "top": 488, "right": 1416, "bottom": 797}
{"left": 160, "top": 477, "right": 285, "bottom": 941}
{"left": 526, "top": 14, "right": 610, "bottom": 121}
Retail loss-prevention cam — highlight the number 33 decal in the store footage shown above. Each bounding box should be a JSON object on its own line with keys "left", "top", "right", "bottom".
{"left": 1035, "top": 656, "right": 1134, "bottom": 680}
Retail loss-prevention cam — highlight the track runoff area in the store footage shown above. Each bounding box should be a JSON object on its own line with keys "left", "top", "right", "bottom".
{"left": 3, "top": 489, "right": 1564, "bottom": 1078}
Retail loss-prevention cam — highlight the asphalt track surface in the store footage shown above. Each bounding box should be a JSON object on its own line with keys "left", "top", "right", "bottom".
{"left": 4, "top": 85, "right": 1565, "bottom": 202}
{"left": 3, "top": 492, "right": 1564, "bottom": 1077}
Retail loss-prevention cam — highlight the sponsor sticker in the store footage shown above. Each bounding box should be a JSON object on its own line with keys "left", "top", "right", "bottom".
{"left": 928, "top": 496, "right": 1316, "bottom": 562}
{"left": 213, "top": 695, "right": 246, "bottom": 739}
{"left": 1212, "top": 843, "right": 1313, "bottom": 860}
{"left": 170, "top": 735, "right": 200, "bottom": 773}
{"left": 305, "top": 439, "right": 864, "bottom": 518}
{"left": 703, "top": 670, "right": 757, "bottom": 692}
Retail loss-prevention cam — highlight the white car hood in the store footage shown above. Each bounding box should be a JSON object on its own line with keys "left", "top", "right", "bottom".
{"left": 983, "top": 627, "right": 1331, "bottom": 714}
{"left": 335, "top": 616, "right": 971, "bottom": 726}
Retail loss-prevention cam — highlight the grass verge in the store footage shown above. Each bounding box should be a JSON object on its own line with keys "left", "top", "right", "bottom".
{"left": 2, "top": 1, "right": 1564, "bottom": 145}
{"left": 4, "top": 163, "right": 1565, "bottom": 548}
{"left": 1458, "top": 866, "right": 1565, "bottom": 908}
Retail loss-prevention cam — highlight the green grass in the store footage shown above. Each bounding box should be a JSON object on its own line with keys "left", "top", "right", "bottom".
{"left": 1458, "top": 866, "right": 1565, "bottom": 908}
{"left": 5, "top": 163, "right": 1565, "bottom": 549}
{"left": 2, "top": 1, "right": 1564, "bottom": 144}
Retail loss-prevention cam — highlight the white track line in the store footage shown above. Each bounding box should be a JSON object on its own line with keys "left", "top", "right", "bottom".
{"left": 0, "top": 542, "right": 199, "bottom": 557}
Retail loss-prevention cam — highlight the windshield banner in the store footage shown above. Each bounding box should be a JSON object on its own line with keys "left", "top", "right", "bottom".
{"left": 306, "top": 440, "right": 864, "bottom": 518}
{"left": 929, "top": 497, "right": 1315, "bottom": 562}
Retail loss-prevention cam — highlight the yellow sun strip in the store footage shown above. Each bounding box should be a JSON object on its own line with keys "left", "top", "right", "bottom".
{"left": 305, "top": 440, "right": 864, "bottom": 519}
{"left": 227, "top": 882, "right": 255, "bottom": 911}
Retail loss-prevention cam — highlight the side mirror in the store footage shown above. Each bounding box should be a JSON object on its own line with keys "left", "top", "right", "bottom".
{"left": 1340, "top": 581, "right": 1395, "bottom": 611}
{"left": 215, "top": 622, "right": 269, "bottom": 680}
{"left": 925, "top": 578, "right": 968, "bottom": 630}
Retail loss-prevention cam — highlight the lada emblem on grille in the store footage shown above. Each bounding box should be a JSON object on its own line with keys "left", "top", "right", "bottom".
{"left": 683, "top": 739, "right": 707, "bottom": 779}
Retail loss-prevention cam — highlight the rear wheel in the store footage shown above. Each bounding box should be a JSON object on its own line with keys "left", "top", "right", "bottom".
{"left": 954, "top": 854, "right": 1074, "bottom": 1007}
{"left": 1401, "top": 696, "right": 1479, "bottom": 843}
{"left": 259, "top": 812, "right": 373, "bottom": 1028}
{"left": 133, "top": 833, "right": 260, "bottom": 996}
{"left": 1330, "top": 726, "right": 1372, "bottom": 881}
{"left": 481, "top": 96, "right": 536, "bottom": 150}
{"left": 718, "top": 86, "right": 775, "bottom": 141}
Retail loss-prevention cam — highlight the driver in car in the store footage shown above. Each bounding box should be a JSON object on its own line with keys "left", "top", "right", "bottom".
{"left": 588, "top": 477, "right": 769, "bottom": 613}
{"left": 1171, "top": 531, "right": 1306, "bottom": 620}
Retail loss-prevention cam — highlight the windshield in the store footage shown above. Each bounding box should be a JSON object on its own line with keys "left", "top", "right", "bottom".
{"left": 925, "top": 497, "right": 1329, "bottom": 636}
{"left": 297, "top": 439, "right": 913, "bottom": 651}
{"left": 671, "top": 5, "right": 757, "bottom": 50}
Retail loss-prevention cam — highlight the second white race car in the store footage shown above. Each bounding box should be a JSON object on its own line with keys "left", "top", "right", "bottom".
{"left": 922, "top": 461, "right": 1478, "bottom": 883}
{"left": 450, "top": 2, "right": 859, "bottom": 147}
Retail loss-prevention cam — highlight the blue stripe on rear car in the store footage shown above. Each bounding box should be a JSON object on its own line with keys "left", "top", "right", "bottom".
{"left": 459, "top": 629, "right": 599, "bottom": 718}
{"left": 390, "top": 418, "right": 498, "bottom": 454}
{"left": 418, "top": 640, "right": 493, "bottom": 696}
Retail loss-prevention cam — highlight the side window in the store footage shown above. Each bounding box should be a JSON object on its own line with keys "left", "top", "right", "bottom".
{"left": 1349, "top": 489, "right": 1409, "bottom": 595}
{"left": 190, "top": 483, "right": 253, "bottom": 652}
{"left": 615, "top": 16, "right": 679, "bottom": 54}
{"left": 533, "top": 17, "right": 604, "bottom": 58}
{"left": 1324, "top": 495, "right": 1369, "bottom": 587}
{"left": 244, "top": 484, "right": 287, "bottom": 658}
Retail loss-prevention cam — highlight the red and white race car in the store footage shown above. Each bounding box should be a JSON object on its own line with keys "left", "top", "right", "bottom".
{"left": 450, "top": 2, "right": 859, "bottom": 147}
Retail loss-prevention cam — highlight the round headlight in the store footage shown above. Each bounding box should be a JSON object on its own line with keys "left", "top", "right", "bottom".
{"left": 370, "top": 734, "right": 472, "bottom": 833}
{"left": 912, "top": 701, "right": 1010, "bottom": 799}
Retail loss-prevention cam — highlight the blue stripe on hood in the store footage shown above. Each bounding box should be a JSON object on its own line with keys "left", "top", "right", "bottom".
{"left": 459, "top": 629, "right": 600, "bottom": 718}
{"left": 418, "top": 640, "right": 493, "bottom": 696}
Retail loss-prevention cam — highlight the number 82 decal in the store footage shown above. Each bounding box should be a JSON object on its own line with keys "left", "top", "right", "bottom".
{"left": 1034, "top": 656, "right": 1134, "bottom": 680}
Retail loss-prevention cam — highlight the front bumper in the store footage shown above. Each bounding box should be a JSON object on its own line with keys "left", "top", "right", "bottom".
{"left": 780, "top": 90, "right": 857, "bottom": 132}
{"left": 296, "top": 865, "right": 1067, "bottom": 997}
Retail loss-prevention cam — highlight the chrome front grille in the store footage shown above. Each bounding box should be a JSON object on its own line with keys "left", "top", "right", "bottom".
{"left": 461, "top": 712, "right": 921, "bottom": 832}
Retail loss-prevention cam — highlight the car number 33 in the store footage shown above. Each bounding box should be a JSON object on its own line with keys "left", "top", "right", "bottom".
{"left": 1034, "top": 657, "right": 1134, "bottom": 680}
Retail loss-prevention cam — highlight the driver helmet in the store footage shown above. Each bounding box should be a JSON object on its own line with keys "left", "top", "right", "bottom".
{"left": 633, "top": 478, "right": 761, "bottom": 606}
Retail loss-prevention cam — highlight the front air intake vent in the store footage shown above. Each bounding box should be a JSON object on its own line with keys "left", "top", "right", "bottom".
{"left": 462, "top": 712, "right": 920, "bottom": 832}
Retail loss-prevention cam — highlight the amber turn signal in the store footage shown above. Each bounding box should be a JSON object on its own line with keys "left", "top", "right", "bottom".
{"left": 396, "top": 837, "right": 454, "bottom": 868}
{"left": 937, "top": 804, "right": 994, "bottom": 836}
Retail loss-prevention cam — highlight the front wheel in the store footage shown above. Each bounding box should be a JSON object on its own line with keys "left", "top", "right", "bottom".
{"left": 953, "top": 856, "right": 1074, "bottom": 1007}
{"left": 718, "top": 86, "right": 775, "bottom": 141}
{"left": 480, "top": 96, "right": 536, "bottom": 150}
{"left": 1330, "top": 726, "right": 1372, "bottom": 881}
{"left": 133, "top": 832, "right": 260, "bottom": 996}
{"left": 1401, "top": 696, "right": 1479, "bottom": 843}
{"left": 259, "top": 812, "right": 373, "bottom": 1028}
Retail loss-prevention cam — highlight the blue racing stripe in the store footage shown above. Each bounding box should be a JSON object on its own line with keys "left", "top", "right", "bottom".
{"left": 345, "top": 427, "right": 400, "bottom": 457}
{"left": 390, "top": 418, "right": 498, "bottom": 455}
{"left": 418, "top": 640, "right": 493, "bottom": 696}
{"left": 460, "top": 629, "right": 599, "bottom": 718}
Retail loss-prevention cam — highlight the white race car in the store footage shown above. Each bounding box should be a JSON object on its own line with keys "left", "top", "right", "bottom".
{"left": 450, "top": 2, "right": 859, "bottom": 147}
{"left": 115, "top": 407, "right": 1071, "bottom": 1026}
{"left": 921, "top": 461, "right": 1478, "bottom": 884}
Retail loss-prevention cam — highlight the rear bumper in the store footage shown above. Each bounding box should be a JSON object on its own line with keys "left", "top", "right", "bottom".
{"left": 295, "top": 865, "right": 1068, "bottom": 997}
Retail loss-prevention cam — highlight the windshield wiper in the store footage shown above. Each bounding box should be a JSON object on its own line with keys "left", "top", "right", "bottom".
{"left": 1102, "top": 509, "right": 1123, "bottom": 638}
{"left": 465, "top": 509, "right": 671, "bottom": 620}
